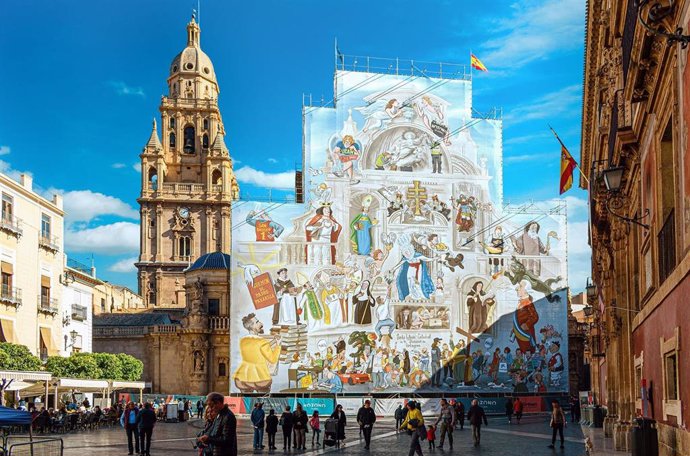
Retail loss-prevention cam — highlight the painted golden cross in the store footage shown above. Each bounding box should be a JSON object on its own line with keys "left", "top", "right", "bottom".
{"left": 406, "top": 180, "right": 428, "bottom": 216}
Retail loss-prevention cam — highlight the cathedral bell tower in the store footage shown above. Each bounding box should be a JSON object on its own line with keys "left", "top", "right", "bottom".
{"left": 136, "top": 15, "right": 239, "bottom": 309}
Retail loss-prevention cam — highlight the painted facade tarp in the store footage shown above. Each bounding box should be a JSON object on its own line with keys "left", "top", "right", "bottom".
{"left": 231, "top": 68, "right": 569, "bottom": 396}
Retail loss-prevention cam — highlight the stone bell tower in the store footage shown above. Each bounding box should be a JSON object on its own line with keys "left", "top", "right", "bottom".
{"left": 136, "top": 14, "right": 239, "bottom": 309}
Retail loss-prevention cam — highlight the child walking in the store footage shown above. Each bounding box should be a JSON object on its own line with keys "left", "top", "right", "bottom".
{"left": 427, "top": 424, "right": 436, "bottom": 450}
{"left": 310, "top": 410, "right": 321, "bottom": 447}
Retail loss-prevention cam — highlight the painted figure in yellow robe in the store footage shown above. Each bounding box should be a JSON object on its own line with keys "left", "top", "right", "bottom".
{"left": 233, "top": 313, "right": 281, "bottom": 393}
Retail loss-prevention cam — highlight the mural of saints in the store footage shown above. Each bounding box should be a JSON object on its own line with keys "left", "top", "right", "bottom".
{"left": 392, "top": 237, "right": 435, "bottom": 301}
{"left": 350, "top": 195, "right": 377, "bottom": 255}
{"left": 272, "top": 268, "right": 300, "bottom": 326}
{"left": 454, "top": 195, "right": 477, "bottom": 233}
{"left": 352, "top": 280, "right": 376, "bottom": 325}
{"left": 510, "top": 221, "right": 554, "bottom": 277}
{"left": 305, "top": 204, "right": 342, "bottom": 265}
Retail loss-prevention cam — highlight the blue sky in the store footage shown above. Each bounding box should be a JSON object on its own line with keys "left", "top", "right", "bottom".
{"left": 0, "top": 0, "right": 590, "bottom": 293}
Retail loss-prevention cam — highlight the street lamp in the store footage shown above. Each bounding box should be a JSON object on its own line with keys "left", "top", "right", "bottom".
{"left": 602, "top": 167, "right": 624, "bottom": 192}
{"left": 637, "top": 0, "right": 690, "bottom": 48}
{"left": 60, "top": 271, "right": 76, "bottom": 286}
{"left": 585, "top": 277, "right": 597, "bottom": 301}
{"left": 600, "top": 166, "right": 650, "bottom": 230}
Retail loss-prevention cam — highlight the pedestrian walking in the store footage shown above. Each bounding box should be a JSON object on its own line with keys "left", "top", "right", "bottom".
{"left": 400, "top": 401, "right": 425, "bottom": 456}
{"left": 280, "top": 406, "right": 294, "bottom": 450}
{"left": 309, "top": 411, "right": 321, "bottom": 447}
{"left": 434, "top": 398, "right": 456, "bottom": 449}
{"left": 266, "top": 409, "right": 279, "bottom": 450}
{"left": 251, "top": 402, "right": 266, "bottom": 450}
{"left": 570, "top": 395, "right": 581, "bottom": 423}
{"left": 426, "top": 424, "right": 436, "bottom": 450}
{"left": 357, "top": 399, "right": 377, "bottom": 450}
{"left": 513, "top": 397, "right": 523, "bottom": 424}
{"left": 548, "top": 400, "right": 567, "bottom": 449}
{"left": 453, "top": 400, "right": 465, "bottom": 430}
{"left": 195, "top": 392, "right": 238, "bottom": 456}
{"left": 120, "top": 401, "right": 140, "bottom": 455}
{"left": 394, "top": 404, "right": 406, "bottom": 432}
{"left": 467, "top": 399, "right": 488, "bottom": 447}
{"left": 505, "top": 397, "right": 514, "bottom": 424}
{"left": 136, "top": 402, "right": 156, "bottom": 456}
{"left": 329, "top": 404, "right": 347, "bottom": 445}
{"left": 293, "top": 403, "right": 308, "bottom": 450}
{"left": 196, "top": 399, "right": 204, "bottom": 419}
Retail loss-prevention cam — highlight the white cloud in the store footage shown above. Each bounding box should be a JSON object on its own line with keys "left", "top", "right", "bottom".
{"left": 111, "top": 163, "right": 126, "bottom": 169}
{"left": 480, "top": 0, "right": 585, "bottom": 70}
{"left": 66, "top": 222, "right": 139, "bottom": 255}
{"left": 267, "top": 158, "right": 278, "bottom": 164}
{"left": 504, "top": 133, "right": 550, "bottom": 145}
{"left": 504, "top": 85, "right": 581, "bottom": 125}
{"left": 504, "top": 153, "right": 551, "bottom": 164}
{"left": 0, "top": 146, "right": 10, "bottom": 156}
{"left": 108, "top": 257, "right": 138, "bottom": 273}
{"left": 234, "top": 166, "right": 295, "bottom": 189}
{"left": 0, "top": 160, "right": 29, "bottom": 183}
{"left": 57, "top": 190, "right": 138, "bottom": 224}
{"left": 108, "top": 81, "right": 145, "bottom": 97}
{"left": 133, "top": 163, "right": 142, "bottom": 172}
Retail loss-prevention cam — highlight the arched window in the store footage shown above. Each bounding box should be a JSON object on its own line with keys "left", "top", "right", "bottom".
{"left": 218, "top": 362, "right": 227, "bottom": 377}
{"left": 202, "top": 134, "right": 209, "bottom": 149}
{"left": 169, "top": 117, "right": 175, "bottom": 129}
{"left": 148, "top": 167, "right": 158, "bottom": 191}
{"left": 211, "top": 169, "right": 222, "bottom": 185}
{"left": 203, "top": 118, "right": 209, "bottom": 130}
{"left": 183, "top": 126, "right": 195, "bottom": 153}
{"left": 178, "top": 236, "right": 191, "bottom": 258}
{"left": 169, "top": 132, "right": 176, "bottom": 148}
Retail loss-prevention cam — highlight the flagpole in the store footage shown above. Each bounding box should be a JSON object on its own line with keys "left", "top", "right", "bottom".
{"left": 548, "top": 125, "right": 590, "bottom": 185}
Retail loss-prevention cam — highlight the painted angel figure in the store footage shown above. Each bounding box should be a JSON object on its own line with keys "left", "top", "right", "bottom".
{"left": 356, "top": 98, "right": 403, "bottom": 135}
{"left": 414, "top": 96, "right": 451, "bottom": 145}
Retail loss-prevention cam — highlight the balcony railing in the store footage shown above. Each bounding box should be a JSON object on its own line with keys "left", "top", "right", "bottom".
{"left": 658, "top": 210, "right": 676, "bottom": 284}
{"left": 37, "top": 296, "right": 59, "bottom": 315}
{"left": 71, "top": 304, "right": 88, "bottom": 321}
{"left": 145, "top": 182, "right": 226, "bottom": 196}
{"left": 209, "top": 316, "right": 229, "bottom": 331}
{"left": 0, "top": 215, "right": 22, "bottom": 238}
{"left": 67, "top": 258, "right": 93, "bottom": 277}
{"left": 38, "top": 234, "right": 60, "bottom": 253}
{"left": 93, "top": 324, "right": 181, "bottom": 338}
{"left": 0, "top": 285, "right": 21, "bottom": 307}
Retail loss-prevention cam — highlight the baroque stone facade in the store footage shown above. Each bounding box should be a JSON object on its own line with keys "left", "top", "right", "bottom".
{"left": 94, "top": 16, "right": 235, "bottom": 396}
{"left": 582, "top": 1, "right": 690, "bottom": 454}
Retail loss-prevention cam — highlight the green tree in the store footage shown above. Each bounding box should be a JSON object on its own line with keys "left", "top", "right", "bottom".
{"left": 116, "top": 353, "right": 143, "bottom": 381}
{"left": 91, "top": 353, "right": 123, "bottom": 380}
{"left": 0, "top": 343, "right": 42, "bottom": 371}
{"left": 46, "top": 353, "right": 101, "bottom": 379}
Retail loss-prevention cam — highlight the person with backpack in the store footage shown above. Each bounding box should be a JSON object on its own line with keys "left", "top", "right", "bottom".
{"left": 548, "top": 400, "right": 567, "bottom": 449}
{"left": 356, "top": 399, "right": 377, "bottom": 450}
{"left": 309, "top": 410, "right": 321, "bottom": 447}
{"left": 434, "top": 398, "right": 456, "bottom": 449}
{"left": 250, "top": 403, "right": 266, "bottom": 450}
{"left": 266, "top": 409, "right": 279, "bottom": 450}
{"left": 280, "top": 406, "right": 294, "bottom": 450}
{"left": 467, "top": 399, "right": 488, "bottom": 447}
{"left": 505, "top": 397, "right": 514, "bottom": 424}
{"left": 513, "top": 397, "right": 524, "bottom": 424}
{"left": 400, "top": 401, "right": 425, "bottom": 456}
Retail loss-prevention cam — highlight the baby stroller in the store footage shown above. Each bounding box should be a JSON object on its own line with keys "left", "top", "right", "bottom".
{"left": 323, "top": 418, "right": 340, "bottom": 448}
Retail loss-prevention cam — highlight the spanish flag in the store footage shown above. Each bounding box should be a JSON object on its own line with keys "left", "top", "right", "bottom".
{"left": 550, "top": 126, "right": 577, "bottom": 194}
{"left": 471, "top": 54, "right": 488, "bottom": 72}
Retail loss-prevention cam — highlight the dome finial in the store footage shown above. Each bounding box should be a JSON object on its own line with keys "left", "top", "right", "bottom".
{"left": 152, "top": 118, "right": 157, "bottom": 131}
{"left": 187, "top": 13, "right": 201, "bottom": 47}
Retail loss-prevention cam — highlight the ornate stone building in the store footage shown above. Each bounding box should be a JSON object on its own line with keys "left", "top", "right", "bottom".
{"left": 94, "top": 15, "right": 236, "bottom": 396}
{"left": 136, "top": 14, "right": 237, "bottom": 309}
{"left": 582, "top": 1, "right": 690, "bottom": 454}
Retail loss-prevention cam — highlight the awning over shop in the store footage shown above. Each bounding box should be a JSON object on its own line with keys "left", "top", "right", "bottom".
{"left": 0, "top": 371, "right": 51, "bottom": 382}
{"left": 110, "top": 381, "right": 148, "bottom": 390}
{"left": 1, "top": 262, "right": 13, "bottom": 275}
{"left": 0, "top": 318, "right": 16, "bottom": 343}
{"left": 39, "top": 327, "right": 58, "bottom": 355}
{"left": 57, "top": 378, "right": 109, "bottom": 391}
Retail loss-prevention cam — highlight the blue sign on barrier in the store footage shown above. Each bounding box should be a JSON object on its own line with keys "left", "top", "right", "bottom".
{"left": 456, "top": 398, "right": 504, "bottom": 415}
{"left": 290, "top": 398, "right": 334, "bottom": 417}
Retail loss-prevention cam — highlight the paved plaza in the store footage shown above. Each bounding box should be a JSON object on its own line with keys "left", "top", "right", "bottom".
{"left": 42, "top": 415, "right": 592, "bottom": 456}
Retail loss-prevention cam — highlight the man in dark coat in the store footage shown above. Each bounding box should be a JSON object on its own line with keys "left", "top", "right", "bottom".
{"left": 467, "top": 399, "right": 488, "bottom": 447}
{"left": 356, "top": 400, "right": 377, "bottom": 449}
{"left": 197, "top": 392, "right": 237, "bottom": 456}
{"left": 136, "top": 402, "right": 157, "bottom": 456}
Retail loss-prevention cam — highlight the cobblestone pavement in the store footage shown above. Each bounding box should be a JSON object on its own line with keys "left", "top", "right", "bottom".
{"left": 37, "top": 415, "right": 587, "bottom": 455}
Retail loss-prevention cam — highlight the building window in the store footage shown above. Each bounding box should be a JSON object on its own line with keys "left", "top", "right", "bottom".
{"left": 635, "top": 365, "right": 642, "bottom": 400}
{"left": 169, "top": 132, "right": 176, "bottom": 149}
{"left": 1, "top": 262, "right": 12, "bottom": 299}
{"left": 202, "top": 134, "right": 209, "bottom": 149}
{"left": 39, "top": 337, "right": 48, "bottom": 362}
{"left": 178, "top": 236, "right": 191, "bottom": 258}
{"left": 218, "top": 362, "right": 227, "bottom": 377}
{"left": 665, "top": 352, "right": 678, "bottom": 401}
{"left": 2, "top": 194, "right": 13, "bottom": 221}
{"left": 208, "top": 298, "right": 220, "bottom": 316}
{"left": 100, "top": 298, "right": 106, "bottom": 313}
{"left": 203, "top": 118, "right": 209, "bottom": 130}
{"left": 658, "top": 120, "right": 677, "bottom": 283}
{"left": 170, "top": 117, "right": 175, "bottom": 129}
{"left": 183, "top": 126, "right": 195, "bottom": 153}
{"left": 41, "top": 214, "right": 51, "bottom": 239}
